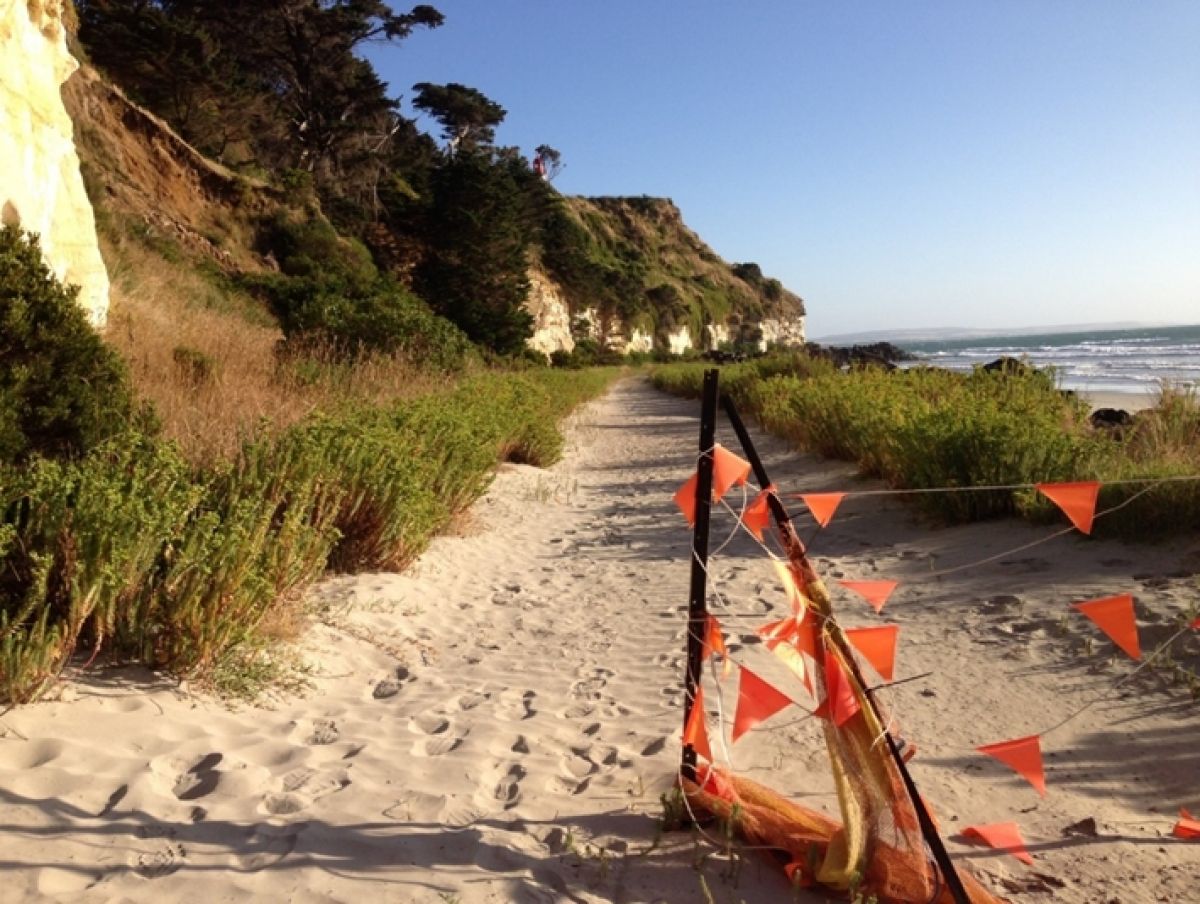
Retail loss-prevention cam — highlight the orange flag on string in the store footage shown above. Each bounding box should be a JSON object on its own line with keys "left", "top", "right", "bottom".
{"left": 799, "top": 492, "right": 845, "bottom": 528}
{"left": 674, "top": 472, "right": 699, "bottom": 525}
{"left": 960, "top": 822, "right": 1034, "bottom": 865}
{"left": 1189, "top": 616, "right": 1200, "bottom": 631}
{"left": 758, "top": 612, "right": 819, "bottom": 659}
{"left": 1072, "top": 593, "right": 1141, "bottom": 660}
{"left": 743, "top": 486, "right": 773, "bottom": 541}
{"left": 845, "top": 624, "right": 900, "bottom": 682}
{"left": 732, "top": 666, "right": 793, "bottom": 742}
{"left": 712, "top": 444, "right": 751, "bottom": 502}
{"left": 702, "top": 614, "right": 732, "bottom": 679}
{"left": 1036, "top": 481, "right": 1100, "bottom": 534}
{"left": 683, "top": 689, "right": 713, "bottom": 763}
{"left": 822, "top": 649, "right": 861, "bottom": 726}
{"left": 700, "top": 767, "right": 734, "bottom": 800}
{"left": 672, "top": 446, "right": 751, "bottom": 526}
{"left": 1173, "top": 808, "right": 1200, "bottom": 839}
{"left": 768, "top": 639, "right": 814, "bottom": 696}
{"left": 977, "top": 735, "right": 1047, "bottom": 796}
{"left": 839, "top": 580, "right": 898, "bottom": 614}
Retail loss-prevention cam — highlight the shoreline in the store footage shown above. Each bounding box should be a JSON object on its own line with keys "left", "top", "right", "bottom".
{"left": 1079, "top": 388, "right": 1159, "bottom": 413}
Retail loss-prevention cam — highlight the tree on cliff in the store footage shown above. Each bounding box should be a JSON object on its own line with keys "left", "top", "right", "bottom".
{"left": 77, "top": 1, "right": 444, "bottom": 199}
{"left": 413, "top": 152, "right": 534, "bottom": 355}
{"left": 412, "top": 82, "right": 506, "bottom": 154}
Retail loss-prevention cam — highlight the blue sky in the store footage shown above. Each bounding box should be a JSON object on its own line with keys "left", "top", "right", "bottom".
{"left": 367, "top": 1, "right": 1200, "bottom": 337}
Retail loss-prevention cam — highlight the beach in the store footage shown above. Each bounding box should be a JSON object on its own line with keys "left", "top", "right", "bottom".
{"left": 1081, "top": 389, "right": 1159, "bottom": 413}
{"left": 1, "top": 378, "right": 1197, "bottom": 903}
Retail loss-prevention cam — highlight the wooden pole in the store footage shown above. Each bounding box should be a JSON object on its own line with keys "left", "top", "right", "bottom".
{"left": 681, "top": 369, "right": 719, "bottom": 784}
{"left": 720, "top": 394, "right": 971, "bottom": 904}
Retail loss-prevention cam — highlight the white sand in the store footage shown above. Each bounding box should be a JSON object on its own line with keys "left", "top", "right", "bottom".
{"left": 1080, "top": 389, "right": 1159, "bottom": 413}
{"left": 1, "top": 378, "right": 1197, "bottom": 903}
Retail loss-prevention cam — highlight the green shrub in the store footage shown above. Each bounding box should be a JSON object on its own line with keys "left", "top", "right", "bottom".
{"left": 173, "top": 346, "right": 217, "bottom": 386}
{"left": 0, "top": 367, "right": 618, "bottom": 702}
{"left": 0, "top": 226, "right": 134, "bottom": 463}
{"left": 0, "top": 433, "right": 198, "bottom": 700}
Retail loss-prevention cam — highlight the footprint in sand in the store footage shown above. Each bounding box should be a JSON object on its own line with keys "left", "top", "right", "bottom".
{"left": 410, "top": 711, "right": 451, "bottom": 735}
{"left": 371, "top": 665, "right": 413, "bottom": 700}
{"left": 548, "top": 774, "right": 591, "bottom": 796}
{"left": 129, "top": 841, "right": 186, "bottom": 879}
{"left": 570, "top": 678, "right": 607, "bottom": 703}
{"left": 511, "top": 735, "right": 530, "bottom": 754}
{"left": 497, "top": 689, "right": 537, "bottom": 721}
{"left": 457, "top": 689, "right": 492, "bottom": 711}
{"left": 261, "top": 792, "right": 307, "bottom": 816}
{"left": 262, "top": 767, "right": 350, "bottom": 815}
{"left": 159, "top": 752, "right": 223, "bottom": 802}
{"left": 234, "top": 824, "right": 301, "bottom": 872}
{"left": 561, "top": 753, "right": 597, "bottom": 781}
{"left": 291, "top": 718, "right": 340, "bottom": 746}
{"left": 560, "top": 702, "right": 594, "bottom": 720}
{"left": 481, "top": 763, "right": 526, "bottom": 809}
{"left": 640, "top": 736, "right": 668, "bottom": 757}
{"left": 659, "top": 685, "right": 683, "bottom": 708}
{"left": 412, "top": 733, "right": 465, "bottom": 757}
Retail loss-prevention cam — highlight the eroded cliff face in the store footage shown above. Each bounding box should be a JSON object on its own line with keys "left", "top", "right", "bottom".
{"left": 1, "top": 0, "right": 109, "bottom": 326}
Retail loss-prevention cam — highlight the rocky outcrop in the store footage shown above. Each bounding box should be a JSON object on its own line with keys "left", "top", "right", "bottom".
{"left": 526, "top": 268, "right": 575, "bottom": 356}
{"left": 526, "top": 194, "right": 805, "bottom": 358}
{"left": 759, "top": 316, "right": 806, "bottom": 350}
{"left": 1, "top": 0, "right": 109, "bottom": 326}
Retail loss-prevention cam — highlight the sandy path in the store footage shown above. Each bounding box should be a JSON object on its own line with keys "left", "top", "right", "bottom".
{"left": 1, "top": 378, "right": 1197, "bottom": 903}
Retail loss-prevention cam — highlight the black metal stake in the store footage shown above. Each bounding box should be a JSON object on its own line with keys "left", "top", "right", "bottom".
{"left": 720, "top": 394, "right": 971, "bottom": 904}
{"left": 681, "top": 369, "right": 720, "bottom": 784}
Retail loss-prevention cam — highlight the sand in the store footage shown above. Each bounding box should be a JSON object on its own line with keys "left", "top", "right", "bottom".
{"left": 1, "top": 378, "right": 1197, "bottom": 903}
{"left": 1080, "top": 389, "right": 1160, "bottom": 414}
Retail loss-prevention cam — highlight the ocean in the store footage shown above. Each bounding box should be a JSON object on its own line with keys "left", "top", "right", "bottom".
{"left": 899, "top": 324, "right": 1200, "bottom": 397}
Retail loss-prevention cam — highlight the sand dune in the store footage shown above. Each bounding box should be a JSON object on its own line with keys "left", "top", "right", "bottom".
{"left": 0, "top": 378, "right": 1196, "bottom": 902}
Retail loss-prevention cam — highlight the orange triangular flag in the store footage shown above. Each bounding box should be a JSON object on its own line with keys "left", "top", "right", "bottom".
{"left": 839, "top": 580, "right": 898, "bottom": 614}
{"left": 1173, "top": 808, "right": 1200, "bottom": 839}
{"left": 766, "top": 636, "right": 814, "bottom": 696}
{"left": 702, "top": 615, "right": 732, "bottom": 679}
{"left": 674, "top": 472, "right": 699, "bottom": 526}
{"left": 1189, "top": 616, "right": 1200, "bottom": 631}
{"left": 743, "top": 486, "right": 773, "bottom": 541}
{"left": 759, "top": 612, "right": 819, "bottom": 659}
{"left": 700, "top": 767, "right": 734, "bottom": 800}
{"left": 683, "top": 689, "right": 713, "bottom": 763}
{"left": 799, "top": 492, "right": 845, "bottom": 528}
{"left": 732, "top": 667, "right": 793, "bottom": 742}
{"left": 960, "top": 822, "right": 1034, "bottom": 865}
{"left": 1072, "top": 593, "right": 1141, "bottom": 660}
{"left": 712, "top": 444, "right": 751, "bottom": 502}
{"left": 823, "top": 649, "right": 861, "bottom": 726}
{"left": 845, "top": 624, "right": 900, "bottom": 682}
{"left": 977, "top": 735, "right": 1047, "bottom": 796}
{"left": 1036, "top": 481, "right": 1100, "bottom": 534}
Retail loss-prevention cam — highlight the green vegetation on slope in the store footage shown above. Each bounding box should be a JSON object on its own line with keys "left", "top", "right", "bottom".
{"left": 539, "top": 195, "right": 804, "bottom": 348}
{"left": 0, "top": 228, "right": 618, "bottom": 703}
{"left": 652, "top": 356, "right": 1200, "bottom": 537}
{"left": 70, "top": 3, "right": 800, "bottom": 360}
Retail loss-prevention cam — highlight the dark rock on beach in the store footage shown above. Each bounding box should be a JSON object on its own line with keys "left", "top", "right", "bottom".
{"left": 804, "top": 341, "right": 915, "bottom": 370}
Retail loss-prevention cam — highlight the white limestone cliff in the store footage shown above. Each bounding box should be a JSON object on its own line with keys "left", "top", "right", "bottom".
{"left": 1, "top": 0, "right": 109, "bottom": 326}
{"left": 526, "top": 269, "right": 575, "bottom": 356}
{"left": 758, "top": 315, "right": 807, "bottom": 351}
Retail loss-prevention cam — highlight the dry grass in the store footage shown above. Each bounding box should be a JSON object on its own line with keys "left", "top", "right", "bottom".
{"left": 100, "top": 237, "right": 442, "bottom": 466}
